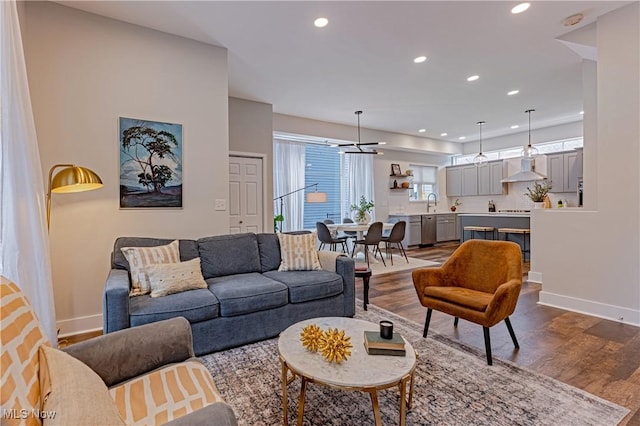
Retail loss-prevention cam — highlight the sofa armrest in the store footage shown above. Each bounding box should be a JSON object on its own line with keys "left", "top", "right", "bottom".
{"left": 162, "top": 402, "right": 237, "bottom": 426}
{"left": 103, "top": 269, "right": 131, "bottom": 333}
{"left": 63, "top": 317, "right": 195, "bottom": 387}
{"left": 335, "top": 256, "right": 355, "bottom": 316}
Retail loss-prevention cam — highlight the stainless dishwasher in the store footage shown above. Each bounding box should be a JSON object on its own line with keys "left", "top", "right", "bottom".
{"left": 421, "top": 215, "right": 437, "bottom": 246}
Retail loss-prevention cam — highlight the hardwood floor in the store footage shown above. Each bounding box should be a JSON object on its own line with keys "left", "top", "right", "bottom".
{"left": 360, "top": 242, "right": 640, "bottom": 425}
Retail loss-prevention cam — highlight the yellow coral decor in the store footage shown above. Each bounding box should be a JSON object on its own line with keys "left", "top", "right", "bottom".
{"left": 300, "top": 324, "right": 324, "bottom": 352}
{"left": 319, "top": 327, "right": 353, "bottom": 364}
{"left": 300, "top": 324, "right": 353, "bottom": 364}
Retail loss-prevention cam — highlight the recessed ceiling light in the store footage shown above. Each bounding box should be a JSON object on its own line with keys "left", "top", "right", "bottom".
{"left": 414, "top": 56, "right": 427, "bottom": 64}
{"left": 418, "top": 128, "right": 426, "bottom": 133}
{"left": 507, "top": 90, "right": 520, "bottom": 96}
{"left": 440, "top": 132, "right": 448, "bottom": 137}
{"left": 511, "top": 125, "right": 520, "bottom": 129}
{"left": 580, "top": 111, "right": 584, "bottom": 115}
{"left": 511, "top": 3, "right": 530, "bottom": 14}
{"left": 314, "top": 17, "right": 328, "bottom": 28}
{"left": 458, "top": 136, "right": 466, "bottom": 140}
{"left": 467, "top": 75, "right": 479, "bottom": 82}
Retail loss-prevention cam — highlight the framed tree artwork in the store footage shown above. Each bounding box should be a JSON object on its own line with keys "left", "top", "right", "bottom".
{"left": 119, "top": 117, "right": 183, "bottom": 208}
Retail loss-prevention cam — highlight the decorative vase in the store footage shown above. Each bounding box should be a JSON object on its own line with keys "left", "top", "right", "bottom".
{"left": 450, "top": 206, "right": 457, "bottom": 212}
{"left": 533, "top": 202, "right": 544, "bottom": 209}
{"left": 356, "top": 212, "right": 371, "bottom": 225}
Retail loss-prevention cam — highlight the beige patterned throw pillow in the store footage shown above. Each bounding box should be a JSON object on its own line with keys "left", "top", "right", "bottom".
{"left": 120, "top": 240, "right": 180, "bottom": 296}
{"left": 277, "top": 232, "right": 322, "bottom": 271}
{"left": 147, "top": 258, "right": 208, "bottom": 297}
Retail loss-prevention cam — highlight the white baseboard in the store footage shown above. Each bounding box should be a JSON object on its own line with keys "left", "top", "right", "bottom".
{"left": 57, "top": 313, "right": 103, "bottom": 337}
{"left": 538, "top": 291, "right": 640, "bottom": 327}
{"left": 527, "top": 270, "right": 543, "bottom": 283}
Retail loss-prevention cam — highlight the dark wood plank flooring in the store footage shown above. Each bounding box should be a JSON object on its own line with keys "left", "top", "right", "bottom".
{"left": 359, "top": 242, "right": 640, "bottom": 425}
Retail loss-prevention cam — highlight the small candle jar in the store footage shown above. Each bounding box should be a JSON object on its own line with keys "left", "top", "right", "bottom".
{"left": 379, "top": 320, "right": 394, "bottom": 340}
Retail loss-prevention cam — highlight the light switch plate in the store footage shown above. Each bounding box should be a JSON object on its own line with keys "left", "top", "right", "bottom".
{"left": 214, "top": 199, "right": 226, "bottom": 211}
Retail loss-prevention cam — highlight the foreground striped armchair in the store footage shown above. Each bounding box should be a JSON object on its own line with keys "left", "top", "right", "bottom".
{"left": 0, "top": 278, "right": 236, "bottom": 426}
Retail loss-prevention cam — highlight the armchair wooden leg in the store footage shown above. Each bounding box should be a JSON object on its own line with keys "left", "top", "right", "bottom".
{"left": 423, "top": 308, "right": 433, "bottom": 338}
{"left": 504, "top": 317, "right": 519, "bottom": 349}
{"left": 454, "top": 317, "right": 459, "bottom": 327}
{"left": 483, "top": 326, "right": 493, "bottom": 365}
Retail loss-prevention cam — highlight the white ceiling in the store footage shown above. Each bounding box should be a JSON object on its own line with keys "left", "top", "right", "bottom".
{"left": 57, "top": 1, "right": 629, "bottom": 144}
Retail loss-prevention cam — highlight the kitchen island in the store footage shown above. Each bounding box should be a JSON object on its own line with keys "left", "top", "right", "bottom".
{"left": 458, "top": 213, "right": 530, "bottom": 260}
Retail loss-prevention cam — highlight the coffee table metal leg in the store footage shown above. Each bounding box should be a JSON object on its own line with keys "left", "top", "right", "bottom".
{"left": 281, "top": 359, "right": 289, "bottom": 426}
{"left": 368, "top": 389, "right": 383, "bottom": 426}
{"left": 297, "top": 377, "right": 307, "bottom": 426}
{"left": 407, "top": 371, "right": 415, "bottom": 409}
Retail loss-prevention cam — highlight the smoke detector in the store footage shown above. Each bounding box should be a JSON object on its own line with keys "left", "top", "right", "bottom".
{"left": 563, "top": 13, "right": 584, "bottom": 26}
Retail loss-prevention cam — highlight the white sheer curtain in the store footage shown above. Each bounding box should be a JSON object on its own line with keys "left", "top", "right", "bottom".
{"left": 344, "top": 154, "right": 375, "bottom": 221}
{"left": 273, "top": 139, "right": 305, "bottom": 232}
{"left": 0, "top": 1, "right": 57, "bottom": 344}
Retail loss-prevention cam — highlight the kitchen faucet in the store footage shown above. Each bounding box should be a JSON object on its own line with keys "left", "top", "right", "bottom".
{"left": 426, "top": 193, "right": 437, "bottom": 213}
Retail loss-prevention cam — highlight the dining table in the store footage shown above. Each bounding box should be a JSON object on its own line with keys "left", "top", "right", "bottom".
{"left": 326, "top": 222, "right": 395, "bottom": 263}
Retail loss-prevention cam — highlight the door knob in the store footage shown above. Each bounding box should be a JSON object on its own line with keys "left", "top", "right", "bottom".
{"left": 239, "top": 220, "right": 243, "bottom": 224}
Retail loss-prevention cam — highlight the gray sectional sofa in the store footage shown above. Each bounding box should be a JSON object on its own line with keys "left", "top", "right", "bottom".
{"left": 104, "top": 232, "right": 355, "bottom": 356}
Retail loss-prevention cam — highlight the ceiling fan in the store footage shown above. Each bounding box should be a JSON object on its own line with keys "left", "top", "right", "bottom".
{"left": 330, "top": 111, "right": 386, "bottom": 154}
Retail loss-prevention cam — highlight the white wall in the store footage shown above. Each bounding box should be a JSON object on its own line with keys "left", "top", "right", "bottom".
{"left": 229, "top": 97, "right": 274, "bottom": 231}
{"left": 532, "top": 3, "right": 640, "bottom": 326}
{"left": 22, "top": 2, "right": 230, "bottom": 335}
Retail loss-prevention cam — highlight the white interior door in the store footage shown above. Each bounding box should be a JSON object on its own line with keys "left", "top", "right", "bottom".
{"left": 229, "top": 156, "right": 264, "bottom": 234}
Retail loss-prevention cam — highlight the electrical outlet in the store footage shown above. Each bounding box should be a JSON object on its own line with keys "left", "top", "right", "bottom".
{"left": 214, "top": 199, "right": 226, "bottom": 211}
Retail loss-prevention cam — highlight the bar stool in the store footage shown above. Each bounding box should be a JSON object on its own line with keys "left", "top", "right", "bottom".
{"left": 497, "top": 228, "right": 530, "bottom": 259}
{"left": 463, "top": 225, "right": 495, "bottom": 241}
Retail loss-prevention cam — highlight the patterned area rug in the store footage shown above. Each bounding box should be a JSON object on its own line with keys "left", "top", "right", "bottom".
{"left": 200, "top": 302, "right": 629, "bottom": 425}
{"left": 356, "top": 256, "right": 439, "bottom": 276}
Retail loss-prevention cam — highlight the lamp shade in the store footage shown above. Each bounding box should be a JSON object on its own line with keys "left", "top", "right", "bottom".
{"left": 51, "top": 166, "right": 103, "bottom": 193}
{"left": 306, "top": 192, "right": 327, "bottom": 203}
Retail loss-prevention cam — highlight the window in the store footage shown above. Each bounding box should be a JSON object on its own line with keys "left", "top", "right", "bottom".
{"left": 408, "top": 165, "right": 438, "bottom": 201}
{"left": 303, "top": 144, "right": 341, "bottom": 229}
{"left": 453, "top": 137, "right": 583, "bottom": 165}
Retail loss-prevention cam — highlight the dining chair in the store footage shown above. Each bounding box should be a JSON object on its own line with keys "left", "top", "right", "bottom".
{"left": 316, "top": 222, "right": 348, "bottom": 253}
{"left": 351, "top": 221, "right": 386, "bottom": 268}
{"left": 323, "top": 219, "right": 335, "bottom": 224}
{"left": 341, "top": 218, "right": 358, "bottom": 240}
{"left": 381, "top": 220, "right": 408, "bottom": 265}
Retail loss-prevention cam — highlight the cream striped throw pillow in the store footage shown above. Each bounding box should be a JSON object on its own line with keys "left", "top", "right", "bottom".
{"left": 120, "top": 240, "right": 180, "bottom": 296}
{"left": 147, "top": 258, "right": 208, "bottom": 298}
{"left": 277, "top": 232, "right": 322, "bottom": 271}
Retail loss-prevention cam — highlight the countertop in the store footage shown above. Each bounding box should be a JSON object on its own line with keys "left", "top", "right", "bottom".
{"left": 388, "top": 212, "right": 457, "bottom": 216}
{"left": 457, "top": 212, "right": 530, "bottom": 218}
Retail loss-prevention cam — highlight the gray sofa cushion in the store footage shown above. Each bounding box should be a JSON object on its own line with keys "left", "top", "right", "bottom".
{"left": 112, "top": 237, "right": 199, "bottom": 270}
{"left": 207, "top": 273, "right": 288, "bottom": 317}
{"left": 198, "top": 234, "right": 261, "bottom": 279}
{"left": 257, "top": 233, "right": 281, "bottom": 272}
{"left": 263, "top": 270, "right": 344, "bottom": 303}
{"left": 129, "top": 288, "right": 219, "bottom": 326}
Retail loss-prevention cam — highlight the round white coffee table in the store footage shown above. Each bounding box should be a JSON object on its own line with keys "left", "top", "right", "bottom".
{"left": 278, "top": 317, "right": 417, "bottom": 426}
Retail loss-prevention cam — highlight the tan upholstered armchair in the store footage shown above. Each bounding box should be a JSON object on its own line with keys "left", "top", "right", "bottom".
{"left": 412, "top": 240, "right": 523, "bottom": 365}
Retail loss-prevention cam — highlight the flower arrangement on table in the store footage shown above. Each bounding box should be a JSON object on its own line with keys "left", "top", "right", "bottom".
{"left": 525, "top": 181, "right": 552, "bottom": 202}
{"left": 300, "top": 324, "right": 353, "bottom": 364}
{"left": 350, "top": 196, "right": 374, "bottom": 225}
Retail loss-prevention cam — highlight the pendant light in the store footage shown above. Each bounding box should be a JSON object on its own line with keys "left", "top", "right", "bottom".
{"left": 332, "top": 111, "right": 384, "bottom": 154}
{"left": 521, "top": 109, "right": 539, "bottom": 158}
{"left": 473, "top": 121, "right": 488, "bottom": 166}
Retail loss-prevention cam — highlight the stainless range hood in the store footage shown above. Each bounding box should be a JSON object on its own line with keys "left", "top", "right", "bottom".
{"left": 501, "top": 158, "right": 547, "bottom": 183}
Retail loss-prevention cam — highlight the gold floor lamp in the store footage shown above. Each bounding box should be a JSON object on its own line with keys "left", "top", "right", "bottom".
{"left": 46, "top": 164, "right": 103, "bottom": 230}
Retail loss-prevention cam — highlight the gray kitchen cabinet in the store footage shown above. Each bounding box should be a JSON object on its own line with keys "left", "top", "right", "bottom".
{"left": 547, "top": 151, "right": 583, "bottom": 193}
{"left": 436, "top": 214, "right": 457, "bottom": 242}
{"left": 409, "top": 217, "right": 422, "bottom": 246}
{"left": 455, "top": 214, "right": 460, "bottom": 240}
{"left": 446, "top": 167, "right": 462, "bottom": 196}
{"left": 461, "top": 165, "right": 478, "bottom": 196}
{"left": 478, "top": 160, "right": 507, "bottom": 195}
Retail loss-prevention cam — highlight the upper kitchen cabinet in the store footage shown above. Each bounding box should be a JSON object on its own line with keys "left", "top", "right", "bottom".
{"left": 478, "top": 160, "right": 508, "bottom": 195}
{"left": 546, "top": 150, "right": 583, "bottom": 193}
{"left": 446, "top": 161, "right": 505, "bottom": 196}
{"left": 446, "top": 167, "right": 462, "bottom": 196}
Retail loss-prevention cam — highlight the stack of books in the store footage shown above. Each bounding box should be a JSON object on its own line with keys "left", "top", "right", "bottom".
{"left": 363, "top": 331, "right": 406, "bottom": 356}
